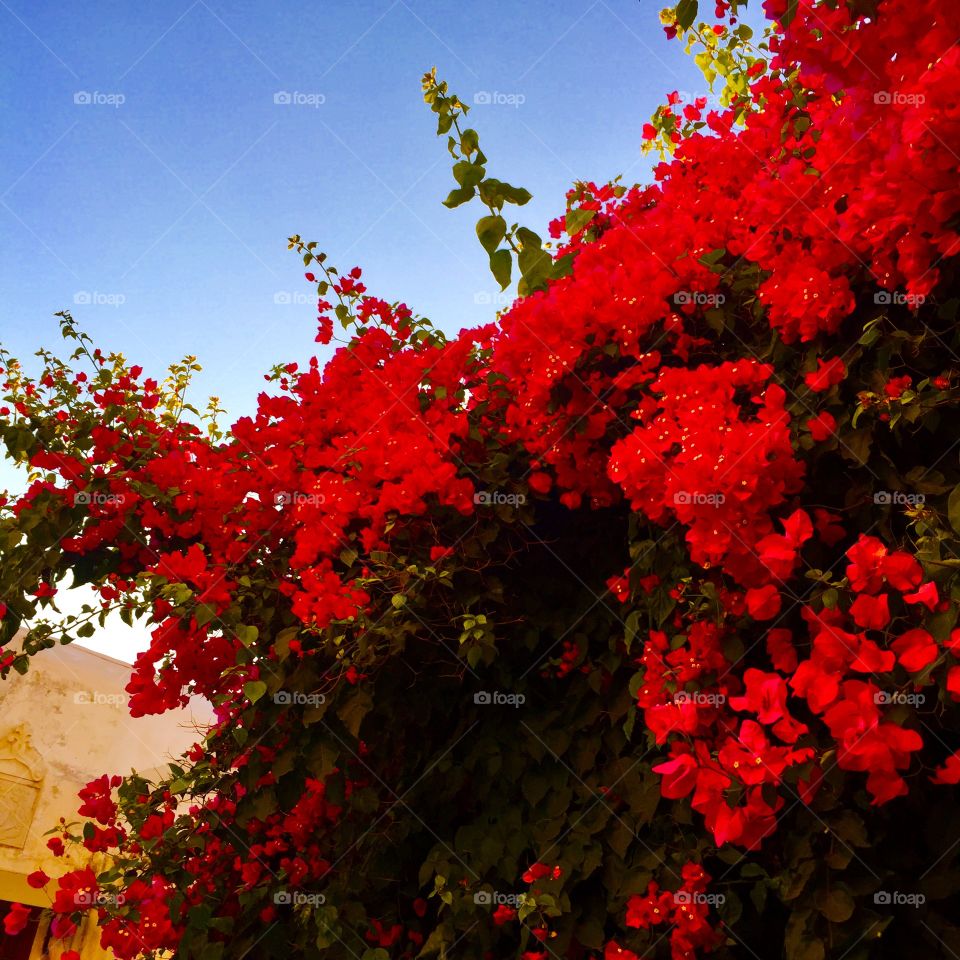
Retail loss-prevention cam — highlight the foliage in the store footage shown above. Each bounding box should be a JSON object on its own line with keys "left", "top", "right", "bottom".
{"left": 2, "top": 0, "right": 960, "bottom": 958}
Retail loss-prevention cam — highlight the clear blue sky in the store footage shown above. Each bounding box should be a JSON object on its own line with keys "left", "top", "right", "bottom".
{"left": 0, "top": 0, "right": 731, "bottom": 421}
{"left": 0, "top": 0, "right": 754, "bottom": 660}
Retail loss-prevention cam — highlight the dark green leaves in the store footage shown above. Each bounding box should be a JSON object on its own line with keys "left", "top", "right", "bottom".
{"left": 564, "top": 208, "right": 596, "bottom": 237}
{"left": 489, "top": 249, "right": 512, "bottom": 291}
{"left": 476, "top": 215, "right": 507, "bottom": 255}
{"left": 676, "top": 0, "right": 699, "bottom": 31}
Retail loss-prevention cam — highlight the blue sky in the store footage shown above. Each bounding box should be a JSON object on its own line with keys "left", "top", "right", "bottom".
{"left": 0, "top": 0, "right": 752, "bottom": 659}
{"left": 0, "top": 0, "right": 728, "bottom": 420}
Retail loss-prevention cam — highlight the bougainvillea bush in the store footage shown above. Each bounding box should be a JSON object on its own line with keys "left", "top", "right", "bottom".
{"left": 3, "top": 0, "right": 960, "bottom": 957}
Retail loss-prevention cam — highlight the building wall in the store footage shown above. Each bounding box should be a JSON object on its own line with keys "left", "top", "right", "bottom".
{"left": 0, "top": 638, "right": 211, "bottom": 959}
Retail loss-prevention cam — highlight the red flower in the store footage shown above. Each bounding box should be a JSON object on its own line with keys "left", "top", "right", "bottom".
{"left": 807, "top": 411, "right": 836, "bottom": 441}
{"left": 766, "top": 628, "right": 797, "bottom": 672}
{"left": 814, "top": 508, "right": 846, "bottom": 547}
{"left": 27, "top": 870, "right": 49, "bottom": 889}
{"left": 729, "top": 668, "right": 807, "bottom": 743}
{"left": 903, "top": 580, "right": 939, "bottom": 611}
{"left": 849, "top": 593, "right": 890, "bottom": 630}
{"left": 605, "top": 941, "right": 641, "bottom": 960}
{"left": 884, "top": 375, "right": 912, "bottom": 399}
{"left": 890, "top": 628, "right": 938, "bottom": 673}
{"left": 746, "top": 585, "right": 781, "bottom": 621}
{"left": 804, "top": 357, "right": 846, "bottom": 392}
{"left": 882, "top": 552, "right": 923, "bottom": 591}
{"left": 932, "top": 750, "right": 960, "bottom": 785}
{"left": 947, "top": 666, "right": 960, "bottom": 701}
{"left": 492, "top": 904, "right": 516, "bottom": 925}
{"left": 846, "top": 536, "right": 888, "bottom": 593}
{"left": 652, "top": 752, "right": 698, "bottom": 799}
{"left": 2, "top": 903, "right": 31, "bottom": 936}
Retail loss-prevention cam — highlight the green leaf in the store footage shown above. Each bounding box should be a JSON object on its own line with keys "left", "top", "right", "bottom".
{"left": 453, "top": 160, "right": 486, "bottom": 188}
{"left": 195, "top": 603, "right": 217, "bottom": 628}
{"left": 515, "top": 226, "right": 542, "bottom": 250}
{"left": 816, "top": 888, "right": 855, "bottom": 923}
{"left": 565, "top": 208, "right": 596, "bottom": 236}
{"left": 489, "top": 249, "right": 512, "bottom": 290}
{"left": 337, "top": 687, "right": 374, "bottom": 738}
{"left": 948, "top": 483, "right": 960, "bottom": 535}
{"left": 476, "top": 215, "right": 507, "bottom": 254}
{"left": 442, "top": 186, "right": 475, "bottom": 208}
{"left": 243, "top": 681, "right": 267, "bottom": 703}
{"left": 676, "top": 0, "right": 698, "bottom": 30}
{"left": 502, "top": 184, "right": 532, "bottom": 205}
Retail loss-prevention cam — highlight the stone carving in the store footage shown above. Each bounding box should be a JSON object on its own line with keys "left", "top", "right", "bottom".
{"left": 0, "top": 724, "right": 45, "bottom": 850}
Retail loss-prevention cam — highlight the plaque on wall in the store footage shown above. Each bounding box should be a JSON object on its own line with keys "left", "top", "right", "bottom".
{"left": 0, "top": 725, "right": 45, "bottom": 850}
